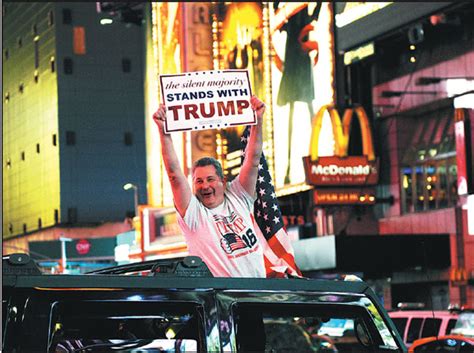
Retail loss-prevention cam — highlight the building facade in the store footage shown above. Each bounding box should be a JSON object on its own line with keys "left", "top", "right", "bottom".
{"left": 335, "top": 2, "right": 474, "bottom": 308}
{"left": 3, "top": 2, "right": 147, "bottom": 256}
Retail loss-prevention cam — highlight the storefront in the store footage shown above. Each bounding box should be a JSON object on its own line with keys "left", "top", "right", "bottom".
{"left": 335, "top": 1, "right": 474, "bottom": 308}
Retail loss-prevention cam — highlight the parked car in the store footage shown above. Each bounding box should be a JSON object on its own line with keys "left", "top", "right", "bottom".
{"left": 408, "top": 335, "right": 474, "bottom": 353}
{"left": 389, "top": 307, "right": 459, "bottom": 347}
{"left": 2, "top": 253, "right": 406, "bottom": 353}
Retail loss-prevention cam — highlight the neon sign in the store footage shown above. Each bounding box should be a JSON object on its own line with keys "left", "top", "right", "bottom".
{"left": 303, "top": 105, "right": 379, "bottom": 186}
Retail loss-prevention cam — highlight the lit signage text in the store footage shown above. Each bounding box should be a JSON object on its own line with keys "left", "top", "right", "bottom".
{"left": 303, "top": 105, "right": 379, "bottom": 186}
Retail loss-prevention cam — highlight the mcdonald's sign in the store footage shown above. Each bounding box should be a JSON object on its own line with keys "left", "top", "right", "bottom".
{"left": 450, "top": 267, "right": 468, "bottom": 286}
{"left": 303, "top": 105, "right": 379, "bottom": 186}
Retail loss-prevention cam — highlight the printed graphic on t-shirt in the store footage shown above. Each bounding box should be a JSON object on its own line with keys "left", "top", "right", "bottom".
{"left": 213, "top": 211, "right": 258, "bottom": 255}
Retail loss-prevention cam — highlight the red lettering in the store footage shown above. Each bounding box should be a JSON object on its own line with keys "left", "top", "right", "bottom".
{"left": 232, "top": 217, "right": 246, "bottom": 233}
{"left": 168, "top": 105, "right": 183, "bottom": 121}
{"left": 200, "top": 102, "right": 215, "bottom": 118}
{"left": 236, "top": 100, "right": 250, "bottom": 114}
{"left": 216, "top": 221, "right": 230, "bottom": 235}
{"left": 217, "top": 101, "right": 236, "bottom": 116}
{"left": 184, "top": 104, "right": 200, "bottom": 119}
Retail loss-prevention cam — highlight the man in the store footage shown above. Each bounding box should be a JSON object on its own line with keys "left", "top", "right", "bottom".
{"left": 153, "top": 96, "right": 267, "bottom": 277}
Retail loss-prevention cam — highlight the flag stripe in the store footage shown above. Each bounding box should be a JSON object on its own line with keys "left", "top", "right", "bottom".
{"left": 240, "top": 125, "right": 302, "bottom": 278}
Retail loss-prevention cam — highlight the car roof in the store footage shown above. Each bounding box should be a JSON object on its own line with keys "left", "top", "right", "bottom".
{"left": 4, "top": 272, "right": 372, "bottom": 294}
{"left": 389, "top": 310, "right": 459, "bottom": 318}
{"left": 3, "top": 254, "right": 373, "bottom": 295}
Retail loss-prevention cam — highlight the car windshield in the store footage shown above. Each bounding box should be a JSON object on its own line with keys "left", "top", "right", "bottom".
{"left": 451, "top": 312, "right": 474, "bottom": 337}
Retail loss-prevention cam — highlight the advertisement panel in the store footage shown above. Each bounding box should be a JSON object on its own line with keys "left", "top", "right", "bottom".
{"left": 213, "top": 2, "right": 266, "bottom": 180}
{"left": 270, "top": 2, "right": 335, "bottom": 188}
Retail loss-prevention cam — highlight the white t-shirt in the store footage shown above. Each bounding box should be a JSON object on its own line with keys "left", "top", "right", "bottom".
{"left": 177, "top": 178, "right": 266, "bottom": 278}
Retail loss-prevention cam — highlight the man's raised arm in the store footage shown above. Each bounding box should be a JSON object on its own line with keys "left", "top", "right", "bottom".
{"left": 153, "top": 104, "right": 191, "bottom": 217}
{"left": 239, "top": 96, "right": 265, "bottom": 196}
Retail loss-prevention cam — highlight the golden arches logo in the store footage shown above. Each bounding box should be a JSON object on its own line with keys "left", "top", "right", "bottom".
{"left": 309, "top": 104, "right": 375, "bottom": 161}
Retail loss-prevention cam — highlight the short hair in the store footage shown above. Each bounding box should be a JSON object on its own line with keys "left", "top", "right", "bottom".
{"left": 192, "top": 157, "right": 224, "bottom": 180}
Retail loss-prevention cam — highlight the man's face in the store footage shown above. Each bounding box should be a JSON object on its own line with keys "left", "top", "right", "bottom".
{"left": 193, "top": 165, "right": 225, "bottom": 209}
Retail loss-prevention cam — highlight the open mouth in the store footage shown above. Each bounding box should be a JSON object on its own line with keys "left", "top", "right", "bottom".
{"left": 201, "top": 191, "right": 213, "bottom": 198}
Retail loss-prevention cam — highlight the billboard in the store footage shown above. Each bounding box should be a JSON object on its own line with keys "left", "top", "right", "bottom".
{"left": 270, "top": 2, "right": 336, "bottom": 189}
{"left": 212, "top": 2, "right": 266, "bottom": 180}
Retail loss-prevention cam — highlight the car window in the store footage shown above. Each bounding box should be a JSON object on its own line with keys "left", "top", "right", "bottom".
{"left": 391, "top": 318, "right": 408, "bottom": 338}
{"left": 452, "top": 313, "right": 474, "bottom": 336}
{"left": 48, "top": 301, "right": 202, "bottom": 353}
{"left": 421, "top": 318, "right": 441, "bottom": 338}
{"left": 446, "top": 318, "right": 457, "bottom": 334}
{"left": 407, "top": 318, "right": 423, "bottom": 343}
{"left": 233, "top": 302, "right": 399, "bottom": 353}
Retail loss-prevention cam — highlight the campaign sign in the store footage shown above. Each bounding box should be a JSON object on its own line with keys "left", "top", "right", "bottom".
{"left": 160, "top": 70, "right": 256, "bottom": 133}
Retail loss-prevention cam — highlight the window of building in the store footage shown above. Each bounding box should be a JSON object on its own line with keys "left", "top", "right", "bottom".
{"left": 54, "top": 209, "right": 59, "bottom": 223}
{"left": 23, "top": 223, "right": 27, "bottom": 233}
{"left": 62, "top": 8, "right": 72, "bottom": 24}
{"left": 53, "top": 134, "right": 57, "bottom": 146}
{"left": 38, "top": 218, "right": 42, "bottom": 229}
{"left": 73, "top": 26, "right": 86, "bottom": 55}
{"left": 51, "top": 56, "right": 56, "bottom": 72}
{"left": 67, "top": 208, "right": 77, "bottom": 223}
{"left": 64, "top": 57, "right": 73, "bottom": 74}
{"left": 21, "top": 151, "right": 25, "bottom": 161}
{"left": 36, "top": 143, "right": 41, "bottom": 153}
{"left": 66, "top": 131, "right": 76, "bottom": 145}
{"left": 400, "top": 108, "right": 457, "bottom": 214}
{"left": 124, "top": 132, "right": 133, "bottom": 146}
{"left": 34, "top": 39, "right": 39, "bottom": 69}
{"left": 122, "top": 58, "right": 131, "bottom": 73}
{"left": 48, "top": 10, "right": 54, "bottom": 26}
{"left": 402, "top": 159, "right": 458, "bottom": 213}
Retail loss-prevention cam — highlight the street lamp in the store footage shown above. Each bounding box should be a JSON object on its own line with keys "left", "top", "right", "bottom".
{"left": 123, "top": 183, "right": 139, "bottom": 217}
{"left": 59, "top": 236, "right": 72, "bottom": 274}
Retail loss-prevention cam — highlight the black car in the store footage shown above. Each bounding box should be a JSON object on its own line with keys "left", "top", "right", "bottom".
{"left": 2, "top": 253, "right": 406, "bottom": 352}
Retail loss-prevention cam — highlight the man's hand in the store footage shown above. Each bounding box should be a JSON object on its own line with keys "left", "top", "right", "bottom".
{"left": 250, "top": 95, "right": 266, "bottom": 122}
{"left": 239, "top": 95, "right": 265, "bottom": 196}
{"left": 153, "top": 104, "right": 167, "bottom": 133}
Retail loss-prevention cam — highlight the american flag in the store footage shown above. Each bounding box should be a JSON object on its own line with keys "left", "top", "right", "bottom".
{"left": 222, "top": 232, "right": 247, "bottom": 252}
{"left": 241, "top": 126, "right": 302, "bottom": 278}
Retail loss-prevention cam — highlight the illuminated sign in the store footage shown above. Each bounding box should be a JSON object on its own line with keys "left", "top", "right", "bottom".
{"left": 454, "top": 108, "right": 473, "bottom": 195}
{"left": 270, "top": 2, "right": 335, "bottom": 189}
{"left": 314, "top": 189, "right": 376, "bottom": 205}
{"left": 343, "top": 42, "right": 374, "bottom": 65}
{"left": 335, "top": 2, "right": 393, "bottom": 28}
{"left": 303, "top": 105, "right": 379, "bottom": 186}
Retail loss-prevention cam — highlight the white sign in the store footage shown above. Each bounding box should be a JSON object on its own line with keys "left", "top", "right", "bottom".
{"left": 160, "top": 70, "right": 256, "bottom": 133}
